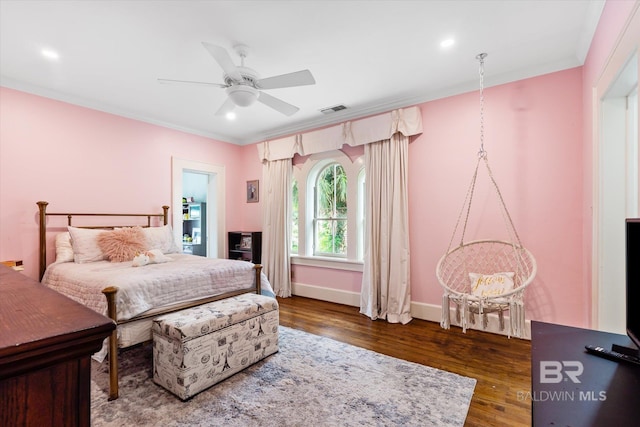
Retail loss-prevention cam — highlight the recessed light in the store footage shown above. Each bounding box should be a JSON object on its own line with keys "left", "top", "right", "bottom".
{"left": 41, "top": 49, "right": 59, "bottom": 60}
{"left": 225, "top": 112, "right": 236, "bottom": 120}
{"left": 440, "top": 39, "right": 455, "bottom": 49}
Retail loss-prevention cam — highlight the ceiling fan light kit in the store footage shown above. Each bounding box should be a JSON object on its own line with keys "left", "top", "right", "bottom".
{"left": 159, "top": 42, "right": 316, "bottom": 117}
{"left": 226, "top": 85, "right": 258, "bottom": 107}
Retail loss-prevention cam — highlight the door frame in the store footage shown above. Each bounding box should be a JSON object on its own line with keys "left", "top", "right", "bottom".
{"left": 592, "top": 5, "right": 640, "bottom": 332}
{"left": 172, "top": 157, "right": 226, "bottom": 258}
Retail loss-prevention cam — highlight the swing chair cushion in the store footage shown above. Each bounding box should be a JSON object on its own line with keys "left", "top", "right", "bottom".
{"left": 469, "top": 271, "right": 514, "bottom": 298}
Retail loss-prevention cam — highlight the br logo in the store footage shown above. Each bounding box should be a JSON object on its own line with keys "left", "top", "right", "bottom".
{"left": 540, "top": 361, "right": 584, "bottom": 384}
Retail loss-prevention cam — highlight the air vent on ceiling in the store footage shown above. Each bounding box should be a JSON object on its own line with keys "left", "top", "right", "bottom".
{"left": 320, "top": 104, "right": 347, "bottom": 114}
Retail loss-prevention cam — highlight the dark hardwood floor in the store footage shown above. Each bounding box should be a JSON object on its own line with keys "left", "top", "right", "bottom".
{"left": 277, "top": 296, "right": 532, "bottom": 427}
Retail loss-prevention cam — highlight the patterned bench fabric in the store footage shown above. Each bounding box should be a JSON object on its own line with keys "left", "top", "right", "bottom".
{"left": 153, "top": 293, "right": 279, "bottom": 400}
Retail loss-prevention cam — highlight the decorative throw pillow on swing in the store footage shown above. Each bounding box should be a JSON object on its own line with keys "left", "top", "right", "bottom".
{"left": 469, "top": 272, "right": 515, "bottom": 297}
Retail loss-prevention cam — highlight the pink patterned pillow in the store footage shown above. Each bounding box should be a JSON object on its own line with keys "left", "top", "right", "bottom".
{"left": 97, "top": 227, "right": 147, "bottom": 262}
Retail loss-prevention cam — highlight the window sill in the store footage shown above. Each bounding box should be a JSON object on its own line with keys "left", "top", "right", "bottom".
{"left": 290, "top": 255, "right": 363, "bottom": 272}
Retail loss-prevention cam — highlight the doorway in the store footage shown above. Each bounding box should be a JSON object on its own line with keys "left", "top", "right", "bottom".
{"left": 172, "top": 157, "right": 226, "bottom": 258}
{"left": 596, "top": 54, "right": 638, "bottom": 333}
{"left": 182, "top": 171, "right": 209, "bottom": 256}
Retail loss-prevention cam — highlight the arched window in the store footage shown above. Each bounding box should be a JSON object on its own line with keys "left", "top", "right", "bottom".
{"left": 291, "top": 150, "right": 364, "bottom": 269}
{"left": 314, "top": 163, "right": 347, "bottom": 256}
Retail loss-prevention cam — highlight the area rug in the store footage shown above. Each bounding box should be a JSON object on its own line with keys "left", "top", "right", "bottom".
{"left": 91, "top": 326, "right": 476, "bottom": 426}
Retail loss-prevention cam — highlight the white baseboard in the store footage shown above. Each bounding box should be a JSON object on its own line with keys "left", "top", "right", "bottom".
{"left": 291, "top": 282, "right": 531, "bottom": 340}
{"left": 291, "top": 282, "right": 361, "bottom": 307}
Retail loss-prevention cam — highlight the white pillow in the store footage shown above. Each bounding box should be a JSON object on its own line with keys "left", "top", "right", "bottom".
{"left": 54, "top": 232, "right": 74, "bottom": 263}
{"left": 67, "top": 226, "right": 106, "bottom": 263}
{"left": 469, "top": 272, "right": 515, "bottom": 298}
{"left": 142, "top": 225, "right": 180, "bottom": 254}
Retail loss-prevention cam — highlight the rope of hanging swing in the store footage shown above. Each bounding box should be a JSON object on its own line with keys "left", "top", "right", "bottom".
{"left": 448, "top": 52, "right": 523, "bottom": 251}
{"left": 477, "top": 52, "right": 488, "bottom": 160}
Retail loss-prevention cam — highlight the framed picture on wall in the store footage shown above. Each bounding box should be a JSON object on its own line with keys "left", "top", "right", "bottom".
{"left": 240, "top": 235, "right": 252, "bottom": 250}
{"left": 247, "top": 180, "right": 259, "bottom": 203}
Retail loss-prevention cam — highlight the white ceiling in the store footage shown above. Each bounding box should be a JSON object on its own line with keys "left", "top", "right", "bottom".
{"left": 0, "top": 0, "right": 604, "bottom": 145}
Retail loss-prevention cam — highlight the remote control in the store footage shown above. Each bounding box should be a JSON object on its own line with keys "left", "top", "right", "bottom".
{"left": 585, "top": 345, "right": 640, "bottom": 366}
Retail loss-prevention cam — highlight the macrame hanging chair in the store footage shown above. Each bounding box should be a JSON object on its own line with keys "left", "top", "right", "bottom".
{"left": 436, "top": 53, "right": 536, "bottom": 339}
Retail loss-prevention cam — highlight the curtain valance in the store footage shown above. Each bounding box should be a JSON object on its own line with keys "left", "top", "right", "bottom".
{"left": 257, "top": 106, "right": 422, "bottom": 162}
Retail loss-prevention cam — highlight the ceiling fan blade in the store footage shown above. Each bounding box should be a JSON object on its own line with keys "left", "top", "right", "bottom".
{"left": 257, "top": 91, "right": 299, "bottom": 116}
{"left": 256, "top": 69, "right": 316, "bottom": 90}
{"left": 157, "top": 78, "right": 227, "bottom": 88}
{"left": 214, "top": 97, "right": 236, "bottom": 116}
{"left": 202, "top": 42, "right": 244, "bottom": 83}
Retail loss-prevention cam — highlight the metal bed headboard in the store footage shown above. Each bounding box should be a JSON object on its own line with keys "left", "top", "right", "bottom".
{"left": 37, "top": 201, "right": 170, "bottom": 280}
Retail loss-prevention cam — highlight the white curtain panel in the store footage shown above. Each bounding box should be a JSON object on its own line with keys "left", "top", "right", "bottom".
{"left": 360, "top": 134, "right": 412, "bottom": 324}
{"left": 262, "top": 158, "right": 292, "bottom": 297}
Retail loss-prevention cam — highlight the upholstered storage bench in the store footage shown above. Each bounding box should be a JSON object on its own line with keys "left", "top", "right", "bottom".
{"left": 152, "top": 293, "right": 279, "bottom": 400}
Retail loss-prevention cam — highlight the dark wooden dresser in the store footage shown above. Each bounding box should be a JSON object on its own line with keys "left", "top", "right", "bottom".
{"left": 0, "top": 265, "right": 115, "bottom": 427}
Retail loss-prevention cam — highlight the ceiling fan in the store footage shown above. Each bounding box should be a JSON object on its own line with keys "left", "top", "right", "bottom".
{"left": 158, "top": 42, "right": 316, "bottom": 117}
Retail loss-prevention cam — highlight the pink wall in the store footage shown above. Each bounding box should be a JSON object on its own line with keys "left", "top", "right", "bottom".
{"left": 239, "top": 143, "right": 264, "bottom": 232}
{"left": 285, "top": 67, "right": 586, "bottom": 326}
{"left": 411, "top": 68, "right": 584, "bottom": 326}
{"left": 0, "top": 87, "right": 248, "bottom": 279}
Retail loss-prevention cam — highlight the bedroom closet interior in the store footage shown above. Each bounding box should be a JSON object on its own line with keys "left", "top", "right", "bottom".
{"left": 182, "top": 171, "right": 209, "bottom": 257}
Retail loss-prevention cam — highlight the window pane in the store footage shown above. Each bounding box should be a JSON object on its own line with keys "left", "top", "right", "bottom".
{"left": 316, "top": 166, "right": 334, "bottom": 218}
{"left": 315, "top": 163, "right": 348, "bottom": 256}
{"left": 316, "top": 164, "right": 347, "bottom": 218}
{"left": 335, "top": 165, "right": 347, "bottom": 218}
{"left": 315, "top": 219, "right": 347, "bottom": 255}
{"left": 335, "top": 219, "right": 347, "bottom": 253}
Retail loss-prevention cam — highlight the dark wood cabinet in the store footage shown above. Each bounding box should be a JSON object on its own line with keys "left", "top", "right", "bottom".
{"left": 0, "top": 266, "right": 115, "bottom": 427}
{"left": 228, "top": 231, "right": 262, "bottom": 264}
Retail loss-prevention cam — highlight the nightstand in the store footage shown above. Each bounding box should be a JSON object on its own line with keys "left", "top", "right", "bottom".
{"left": 0, "top": 260, "right": 23, "bottom": 272}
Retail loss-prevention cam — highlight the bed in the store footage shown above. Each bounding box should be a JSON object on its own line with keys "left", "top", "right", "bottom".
{"left": 36, "top": 201, "right": 273, "bottom": 400}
